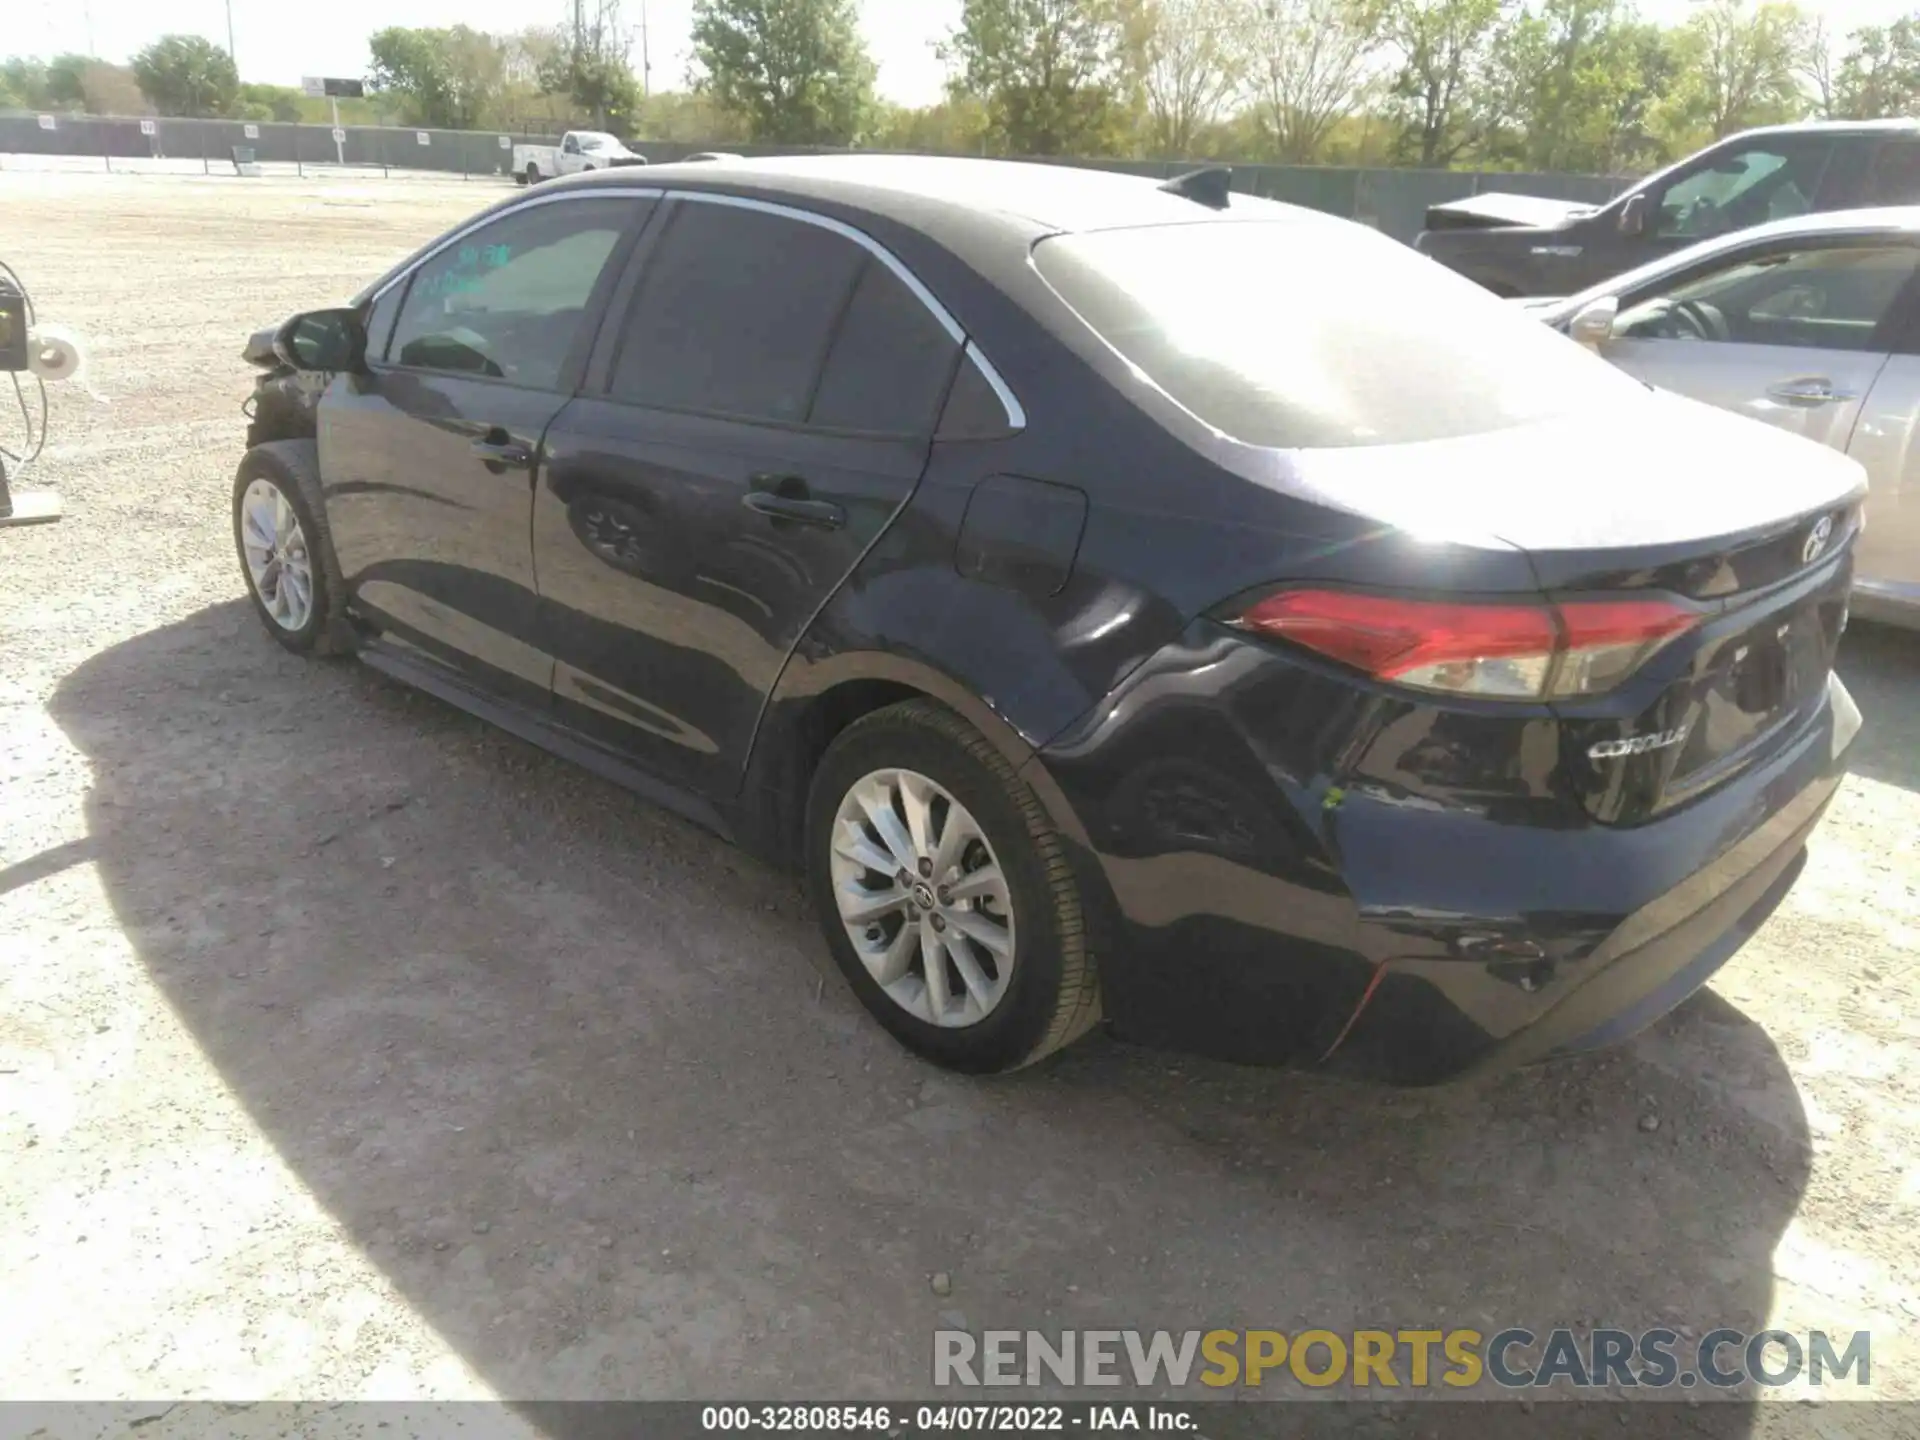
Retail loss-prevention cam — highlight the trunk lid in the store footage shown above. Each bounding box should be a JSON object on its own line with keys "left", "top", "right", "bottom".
{"left": 1280, "top": 391, "right": 1866, "bottom": 823}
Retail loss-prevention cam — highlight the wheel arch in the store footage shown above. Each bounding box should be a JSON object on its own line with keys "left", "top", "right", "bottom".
{"left": 733, "top": 650, "right": 1093, "bottom": 871}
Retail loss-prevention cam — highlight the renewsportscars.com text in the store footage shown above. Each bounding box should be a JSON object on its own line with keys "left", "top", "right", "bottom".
{"left": 932, "top": 1328, "right": 1871, "bottom": 1391}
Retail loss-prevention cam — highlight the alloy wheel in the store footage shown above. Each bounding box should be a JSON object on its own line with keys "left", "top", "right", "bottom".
{"left": 829, "top": 767, "right": 1017, "bottom": 1028}
{"left": 239, "top": 477, "right": 315, "bottom": 633}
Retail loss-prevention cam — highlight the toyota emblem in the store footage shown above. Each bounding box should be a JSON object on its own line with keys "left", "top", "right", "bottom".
{"left": 1802, "top": 514, "right": 1833, "bottom": 565}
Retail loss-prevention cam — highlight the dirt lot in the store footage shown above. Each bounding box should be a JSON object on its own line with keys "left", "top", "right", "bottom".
{"left": 2, "top": 170, "right": 1918, "bottom": 1424}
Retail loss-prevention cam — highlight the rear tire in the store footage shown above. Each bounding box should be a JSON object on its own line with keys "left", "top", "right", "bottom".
{"left": 805, "top": 700, "right": 1101, "bottom": 1074}
{"left": 524, "top": 163, "right": 542, "bottom": 185}
{"left": 232, "top": 441, "right": 348, "bottom": 657}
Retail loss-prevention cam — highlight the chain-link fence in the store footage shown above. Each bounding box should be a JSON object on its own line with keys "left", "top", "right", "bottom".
{"left": 0, "top": 112, "right": 1630, "bottom": 242}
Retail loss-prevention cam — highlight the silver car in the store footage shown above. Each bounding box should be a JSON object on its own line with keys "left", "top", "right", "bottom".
{"left": 1528, "top": 207, "right": 1920, "bottom": 628}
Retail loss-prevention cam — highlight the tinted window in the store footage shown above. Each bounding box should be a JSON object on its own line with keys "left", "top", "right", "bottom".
{"left": 1868, "top": 139, "right": 1920, "bottom": 204}
{"left": 1650, "top": 140, "right": 1832, "bottom": 241}
{"left": 1816, "top": 140, "right": 1875, "bottom": 209}
{"left": 1034, "top": 221, "right": 1644, "bottom": 449}
{"left": 809, "top": 259, "right": 962, "bottom": 434}
{"left": 612, "top": 202, "right": 864, "bottom": 423}
{"left": 389, "top": 198, "right": 636, "bottom": 389}
{"left": 1616, "top": 244, "right": 1920, "bottom": 352}
{"left": 937, "top": 353, "right": 1017, "bottom": 440}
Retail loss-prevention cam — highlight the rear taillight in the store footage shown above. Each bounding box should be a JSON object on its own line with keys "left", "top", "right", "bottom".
{"left": 1227, "top": 589, "right": 1698, "bottom": 700}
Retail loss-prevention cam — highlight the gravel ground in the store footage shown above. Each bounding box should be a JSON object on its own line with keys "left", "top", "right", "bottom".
{"left": 1, "top": 170, "right": 1917, "bottom": 1425}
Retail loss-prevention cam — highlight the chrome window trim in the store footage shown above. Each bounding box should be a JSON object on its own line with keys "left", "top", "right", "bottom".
{"left": 367, "top": 186, "right": 666, "bottom": 304}
{"left": 670, "top": 191, "right": 1024, "bottom": 433}
{"left": 963, "top": 341, "right": 1028, "bottom": 431}
{"left": 670, "top": 191, "right": 965, "bottom": 343}
{"left": 369, "top": 183, "right": 1027, "bottom": 433}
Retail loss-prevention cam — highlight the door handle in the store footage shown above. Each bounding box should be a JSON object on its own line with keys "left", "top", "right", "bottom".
{"left": 1766, "top": 378, "right": 1856, "bottom": 406}
{"left": 471, "top": 427, "right": 534, "bottom": 470}
{"left": 744, "top": 477, "right": 844, "bottom": 530}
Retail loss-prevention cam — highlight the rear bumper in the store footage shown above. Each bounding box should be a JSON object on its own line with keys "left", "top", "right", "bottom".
{"left": 1032, "top": 632, "right": 1860, "bottom": 1085}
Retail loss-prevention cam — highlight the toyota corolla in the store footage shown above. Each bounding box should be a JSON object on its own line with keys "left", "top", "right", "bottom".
{"left": 234, "top": 156, "right": 1864, "bottom": 1082}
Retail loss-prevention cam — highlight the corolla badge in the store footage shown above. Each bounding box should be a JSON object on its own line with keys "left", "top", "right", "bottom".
{"left": 1588, "top": 725, "right": 1690, "bottom": 760}
{"left": 1802, "top": 514, "right": 1834, "bottom": 565}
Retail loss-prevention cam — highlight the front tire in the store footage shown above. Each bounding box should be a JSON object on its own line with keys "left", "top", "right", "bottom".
{"left": 805, "top": 700, "right": 1101, "bottom": 1073}
{"left": 232, "top": 441, "right": 347, "bottom": 656}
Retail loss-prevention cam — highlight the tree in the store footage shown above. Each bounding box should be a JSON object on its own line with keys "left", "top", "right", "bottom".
{"left": 0, "top": 58, "right": 52, "bottom": 111}
{"left": 1800, "top": 14, "right": 1837, "bottom": 116}
{"left": 130, "top": 35, "right": 239, "bottom": 118}
{"left": 690, "top": 0, "right": 877, "bottom": 144}
{"left": 46, "top": 53, "right": 94, "bottom": 109}
{"left": 235, "top": 83, "right": 305, "bottom": 123}
{"left": 545, "top": 0, "right": 644, "bottom": 132}
{"left": 943, "top": 0, "right": 1139, "bottom": 155}
{"left": 1485, "top": 0, "right": 1669, "bottom": 172}
{"left": 367, "top": 25, "right": 504, "bottom": 130}
{"left": 1660, "top": 0, "right": 1809, "bottom": 142}
{"left": 870, "top": 97, "right": 993, "bottom": 152}
{"left": 638, "top": 89, "right": 755, "bottom": 141}
{"left": 1137, "top": 0, "right": 1248, "bottom": 156}
{"left": 1249, "top": 0, "right": 1381, "bottom": 162}
{"left": 1382, "top": 0, "right": 1509, "bottom": 165}
{"left": 79, "top": 63, "right": 150, "bottom": 116}
{"left": 1832, "top": 16, "right": 1920, "bottom": 120}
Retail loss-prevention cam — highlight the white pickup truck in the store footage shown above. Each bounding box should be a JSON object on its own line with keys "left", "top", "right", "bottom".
{"left": 511, "top": 131, "right": 648, "bottom": 185}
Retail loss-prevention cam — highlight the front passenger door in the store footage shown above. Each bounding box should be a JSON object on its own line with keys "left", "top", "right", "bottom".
{"left": 321, "top": 194, "right": 651, "bottom": 706}
{"left": 1602, "top": 240, "right": 1919, "bottom": 452}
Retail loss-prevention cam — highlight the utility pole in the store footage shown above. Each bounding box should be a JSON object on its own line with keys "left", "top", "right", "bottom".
{"left": 639, "top": 0, "right": 651, "bottom": 98}
{"left": 225, "top": 0, "right": 237, "bottom": 71}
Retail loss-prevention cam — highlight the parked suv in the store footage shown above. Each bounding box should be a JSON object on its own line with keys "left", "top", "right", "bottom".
{"left": 1416, "top": 119, "right": 1920, "bottom": 296}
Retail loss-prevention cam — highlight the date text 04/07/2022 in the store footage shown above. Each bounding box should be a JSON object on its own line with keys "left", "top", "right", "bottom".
{"left": 698, "top": 1405, "right": 1197, "bottom": 1431}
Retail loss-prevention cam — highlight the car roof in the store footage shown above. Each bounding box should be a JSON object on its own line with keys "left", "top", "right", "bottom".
{"left": 558, "top": 153, "right": 1317, "bottom": 239}
{"left": 1729, "top": 117, "right": 1920, "bottom": 141}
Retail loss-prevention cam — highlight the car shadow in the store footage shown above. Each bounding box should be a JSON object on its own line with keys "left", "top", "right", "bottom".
{"left": 46, "top": 602, "right": 1811, "bottom": 1422}
{"left": 1835, "top": 620, "right": 1920, "bottom": 793}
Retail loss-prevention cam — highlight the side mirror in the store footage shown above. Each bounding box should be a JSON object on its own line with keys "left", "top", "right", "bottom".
{"left": 1568, "top": 296, "right": 1620, "bottom": 349}
{"left": 1618, "top": 193, "right": 1648, "bottom": 238}
{"left": 273, "top": 308, "right": 367, "bottom": 373}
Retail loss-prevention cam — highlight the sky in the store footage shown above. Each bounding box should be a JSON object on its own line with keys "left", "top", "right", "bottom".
{"left": 7, "top": 0, "right": 1920, "bottom": 109}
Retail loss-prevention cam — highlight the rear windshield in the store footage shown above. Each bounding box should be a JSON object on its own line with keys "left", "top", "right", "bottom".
{"left": 1033, "top": 221, "right": 1645, "bottom": 449}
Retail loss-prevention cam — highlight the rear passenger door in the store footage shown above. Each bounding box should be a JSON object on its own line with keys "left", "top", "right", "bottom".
{"left": 532, "top": 195, "right": 965, "bottom": 796}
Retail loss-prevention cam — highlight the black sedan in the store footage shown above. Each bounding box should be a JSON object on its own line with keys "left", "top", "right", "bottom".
{"left": 234, "top": 156, "right": 1865, "bottom": 1082}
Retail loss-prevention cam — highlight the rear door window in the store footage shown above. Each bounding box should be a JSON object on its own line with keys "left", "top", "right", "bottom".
{"left": 1867, "top": 138, "right": 1920, "bottom": 204}
{"left": 610, "top": 201, "right": 865, "bottom": 423}
{"left": 809, "top": 258, "right": 962, "bottom": 435}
